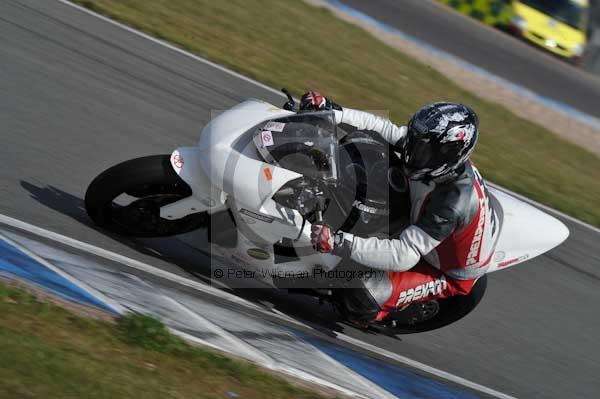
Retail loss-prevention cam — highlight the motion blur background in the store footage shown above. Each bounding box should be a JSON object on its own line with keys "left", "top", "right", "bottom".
{"left": 440, "top": 0, "right": 600, "bottom": 72}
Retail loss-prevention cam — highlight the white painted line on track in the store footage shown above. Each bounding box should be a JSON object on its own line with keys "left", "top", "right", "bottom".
{"left": 161, "top": 295, "right": 277, "bottom": 366}
{"left": 57, "top": 0, "right": 599, "bottom": 235}
{"left": 0, "top": 212, "right": 515, "bottom": 399}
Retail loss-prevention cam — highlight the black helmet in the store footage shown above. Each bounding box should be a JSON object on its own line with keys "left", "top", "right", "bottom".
{"left": 403, "top": 102, "right": 479, "bottom": 181}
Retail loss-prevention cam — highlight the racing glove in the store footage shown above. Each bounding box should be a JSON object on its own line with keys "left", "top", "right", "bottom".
{"left": 310, "top": 223, "right": 354, "bottom": 257}
{"left": 299, "top": 91, "right": 341, "bottom": 112}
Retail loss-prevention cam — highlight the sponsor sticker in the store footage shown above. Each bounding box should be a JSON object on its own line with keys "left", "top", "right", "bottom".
{"left": 497, "top": 254, "right": 529, "bottom": 269}
{"left": 264, "top": 121, "right": 285, "bottom": 132}
{"left": 171, "top": 151, "right": 184, "bottom": 173}
{"left": 247, "top": 247, "right": 270, "bottom": 260}
{"left": 263, "top": 167, "right": 273, "bottom": 181}
{"left": 352, "top": 200, "right": 389, "bottom": 215}
{"left": 240, "top": 208, "right": 274, "bottom": 223}
{"left": 466, "top": 196, "right": 486, "bottom": 267}
{"left": 261, "top": 130, "right": 274, "bottom": 147}
{"left": 396, "top": 276, "right": 448, "bottom": 307}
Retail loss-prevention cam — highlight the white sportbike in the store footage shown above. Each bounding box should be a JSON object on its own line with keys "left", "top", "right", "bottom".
{"left": 85, "top": 90, "right": 569, "bottom": 334}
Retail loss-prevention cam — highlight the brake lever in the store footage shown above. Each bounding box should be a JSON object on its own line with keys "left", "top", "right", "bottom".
{"left": 281, "top": 88, "right": 297, "bottom": 111}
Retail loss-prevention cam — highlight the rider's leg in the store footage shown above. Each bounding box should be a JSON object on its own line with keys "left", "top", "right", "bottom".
{"left": 340, "top": 286, "right": 381, "bottom": 322}
{"left": 337, "top": 263, "right": 392, "bottom": 322}
{"left": 376, "top": 260, "right": 477, "bottom": 321}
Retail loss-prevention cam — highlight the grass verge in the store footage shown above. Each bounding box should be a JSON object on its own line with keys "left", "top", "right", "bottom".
{"left": 73, "top": 0, "right": 600, "bottom": 226}
{"left": 0, "top": 281, "right": 327, "bottom": 399}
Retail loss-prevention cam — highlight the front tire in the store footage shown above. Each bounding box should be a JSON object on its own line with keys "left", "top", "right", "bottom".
{"left": 85, "top": 155, "right": 206, "bottom": 237}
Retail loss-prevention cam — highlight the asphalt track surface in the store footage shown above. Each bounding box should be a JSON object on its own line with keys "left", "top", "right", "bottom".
{"left": 1, "top": 1, "right": 599, "bottom": 398}
{"left": 337, "top": 0, "right": 600, "bottom": 119}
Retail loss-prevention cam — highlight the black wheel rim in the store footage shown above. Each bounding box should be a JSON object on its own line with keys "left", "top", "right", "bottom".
{"left": 387, "top": 300, "right": 441, "bottom": 327}
{"left": 105, "top": 184, "right": 204, "bottom": 236}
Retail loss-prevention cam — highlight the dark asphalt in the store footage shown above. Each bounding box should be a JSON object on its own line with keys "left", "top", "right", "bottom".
{"left": 337, "top": 0, "right": 600, "bottom": 118}
{"left": 1, "top": 1, "right": 599, "bottom": 398}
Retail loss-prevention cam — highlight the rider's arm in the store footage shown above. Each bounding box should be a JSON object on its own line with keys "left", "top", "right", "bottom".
{"left": 334, "top": 108, "right": 407, "bottom": 146}
{"left": 342, "top": 193, "right": 460, "bottom": 272}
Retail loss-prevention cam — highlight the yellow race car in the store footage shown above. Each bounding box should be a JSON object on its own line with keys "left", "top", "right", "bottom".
{"left": 508, "top": 0, "right": 589, "bottom": 60}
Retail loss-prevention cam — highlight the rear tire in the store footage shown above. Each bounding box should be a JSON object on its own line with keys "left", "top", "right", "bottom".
{"left": 85, "top": 155, "right": 206, "bottom": 237}
{"left": 379, "top": 275, "right": 487, "bottom": 334}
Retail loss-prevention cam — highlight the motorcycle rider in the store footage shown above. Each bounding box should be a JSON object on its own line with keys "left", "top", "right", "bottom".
{"left": 301, "top": 92, "right": 499, "bottom": 322}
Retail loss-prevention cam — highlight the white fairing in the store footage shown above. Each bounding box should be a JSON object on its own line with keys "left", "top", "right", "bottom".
{"left": 486, "top": 187, "right": 569, "bottom": 273}
{"left": 162, "top": 100, "right": 340, "bottom": 281}
{"left": 163, "top": 99, "right": 299, "bottom": 220}
{"left": 197, "top": 100, "right": 293, "bottom": 194}
{"left": 160, "top": 147, "right": 225, "bottom": 219}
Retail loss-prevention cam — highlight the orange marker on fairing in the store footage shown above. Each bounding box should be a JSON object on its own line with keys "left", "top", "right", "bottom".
{"left": 263, "top": 167, "right": 273, "bottom": 181}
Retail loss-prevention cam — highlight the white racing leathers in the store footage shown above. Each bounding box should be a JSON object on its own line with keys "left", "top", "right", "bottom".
{"left": 334, "top": 108, "right": 407, "bottom": 146}
{"left": 334, "top": 108, "right": 499, "bottom": 280}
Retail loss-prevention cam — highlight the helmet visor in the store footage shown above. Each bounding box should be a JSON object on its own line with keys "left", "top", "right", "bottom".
{"left": 405, "top": 140, "right": 433, "bottom": 170}
{"left": 404, "top": 139, "right": 463, "bottom": 177}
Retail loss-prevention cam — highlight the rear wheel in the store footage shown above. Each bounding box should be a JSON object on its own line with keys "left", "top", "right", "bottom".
{"left": 376, "top": 275, "right": 487, "bottom": 334}
{"left": 85, "top": 155, "right": 206, "bottom": 237}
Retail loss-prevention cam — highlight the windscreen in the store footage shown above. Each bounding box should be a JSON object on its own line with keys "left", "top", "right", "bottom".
{"left": 253, "top": 111, "right": 339, "bottom": 183}
{"left": 520, "top": 0, "right": 587, "bottom": 30}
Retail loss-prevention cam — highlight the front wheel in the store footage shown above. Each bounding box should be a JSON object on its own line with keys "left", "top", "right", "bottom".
{"left": 85, "top": 155, "right": 206, "bottom": 237}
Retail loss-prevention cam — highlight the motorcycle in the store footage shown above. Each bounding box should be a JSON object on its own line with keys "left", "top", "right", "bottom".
{"left": 85, "top": 90, "right": 569, "bottom": 334}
